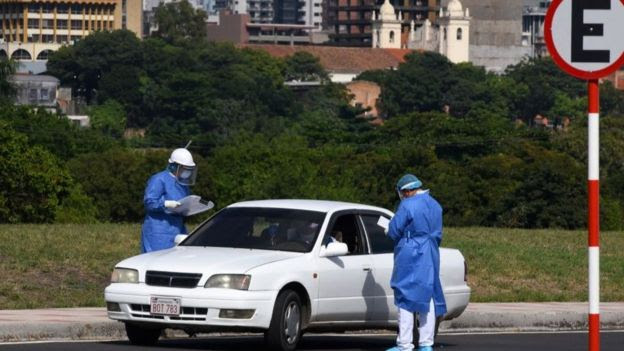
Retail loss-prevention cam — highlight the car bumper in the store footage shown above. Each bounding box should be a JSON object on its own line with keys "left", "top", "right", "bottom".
{"left": 443, "top": 286, "right": 471, "bottom": 320}
{"left": 104, "top": 283, "right": 276, "bottom": 330}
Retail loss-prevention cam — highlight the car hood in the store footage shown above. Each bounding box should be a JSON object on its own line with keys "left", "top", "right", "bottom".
{"left": 116, "top": 246, "right": 302, "bottom": 279}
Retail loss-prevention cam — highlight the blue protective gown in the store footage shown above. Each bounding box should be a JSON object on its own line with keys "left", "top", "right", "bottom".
{"left": 388, "top": 190, "right": 447, "bottom": 316}
{"left": 140, "top": 170, "right": 190, "bottom": 253}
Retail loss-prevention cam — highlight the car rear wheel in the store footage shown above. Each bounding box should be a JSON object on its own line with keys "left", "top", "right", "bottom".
{"left": 265, "top": 290, "right": 302, "bottom": 351}
{"left": 125, "top": 323, "right": 161, "bottom": 346}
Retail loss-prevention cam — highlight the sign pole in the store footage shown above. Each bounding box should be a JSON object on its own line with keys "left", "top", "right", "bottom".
{"left": 587, "top": 79, "right": 600, "bottom": 351}
{"left": 545, "top": 1, "right": 624, "bottom": 349}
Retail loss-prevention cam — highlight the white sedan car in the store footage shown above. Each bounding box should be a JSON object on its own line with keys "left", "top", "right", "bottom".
{"left": 105, "top": 200, "right": 470, "bottom": 350}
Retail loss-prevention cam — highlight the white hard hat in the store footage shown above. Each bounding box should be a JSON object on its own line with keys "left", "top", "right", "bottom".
{"left": 168, "top": 148, "right": 195, "bottom": 167}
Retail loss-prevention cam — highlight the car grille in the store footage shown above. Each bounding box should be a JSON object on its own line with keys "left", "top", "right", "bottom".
{"left": 145, "top": 271, "right": 202, "bottom": 288}
{"left": 130, "top": 304, "right": 208, "bottom": 321}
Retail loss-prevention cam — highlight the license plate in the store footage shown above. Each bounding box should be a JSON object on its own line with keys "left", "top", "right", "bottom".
{"left": 150, "top": 296, "right": 181, "bottom": 316}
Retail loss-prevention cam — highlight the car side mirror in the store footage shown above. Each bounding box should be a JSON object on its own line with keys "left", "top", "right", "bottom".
{"left": 320, "top": 242, "right": 349, "bottom": 257}
{"left": 174, "top": 234, "right": 188, "bottom": 246}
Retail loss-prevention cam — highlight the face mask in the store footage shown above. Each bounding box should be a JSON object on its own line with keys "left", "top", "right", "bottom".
{"left": 180, "top": 170, "right": 192, "bottom": 179}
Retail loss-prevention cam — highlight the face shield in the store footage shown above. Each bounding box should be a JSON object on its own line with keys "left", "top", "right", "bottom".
{"left": 397, "top": 190, "right": 404, "bottom": 201}
{"left": 174, "top": 164, "right": 197, "bottom": 186}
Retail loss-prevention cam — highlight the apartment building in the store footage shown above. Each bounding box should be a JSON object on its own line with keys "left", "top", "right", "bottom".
{"left": 0, "top": 0, "right": 142, "bottom": 61}
{"left": 327, "top": 0, "right": 440, "bottom": 47}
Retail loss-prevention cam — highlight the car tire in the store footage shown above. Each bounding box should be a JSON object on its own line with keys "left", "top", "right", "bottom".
{"left": 125, "top": 323, "right": 161, "bottom": 346}
{"left": 266, "top": 290, "right": 303, "bottom": 351}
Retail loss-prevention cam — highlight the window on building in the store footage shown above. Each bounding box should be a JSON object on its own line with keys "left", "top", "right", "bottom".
{"left": 42, "top": 34, "right": 54, "bottom": 43}
{"left": 29, "top": 89, "right": 38, "bottom": 103}
{"left": 443, "top": 27, "right": 447, "bottom": 40}
{"left": 57, "top": 4, "right": 69, "bottom": 14}
{"left": 37, "top": 50, "right": 53, "bottom": 60}
{"left": 457, "top": 27, "right": 462, "bottom": 40}
{"left": 42, "top": 3, "right": 53, "bottom": 13}
{"left": 29, "top": 34, "right": 40, "bottom": 43}
{"left": 389, "top": 30, "right": 394, "bottom": 43}
{"left": 71, "top": 20, "right": 82, "bottom": 30}
{"left": 122, "top": 0, "right": 127, "bottom": 29}
{"left": 40, "top": 88, "right": 50, "bottom": 102}
{"left": 28, "top": 4, "right": 40, "bottom": 13}
{"left": 11, "top": 49, "right": 32, "bottom": 60}
{"left": 57, "top": 35, "right": 68, "bottom": 43}
{"left": 57, "top": 20, "right": 68, "bottom": 29}
{"left": 71, "top": 4, "right": 82, "bottom": 14}
{"left": 28, "top": 19, "right": 40, "bottom": 29}
{"left": 42, "top": 19, "right": 54, "bottom": 29}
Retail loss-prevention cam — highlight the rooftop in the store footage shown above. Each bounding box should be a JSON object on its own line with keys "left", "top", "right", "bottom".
{"left": 242, "top": 44, "right": 412, "bottom": 73}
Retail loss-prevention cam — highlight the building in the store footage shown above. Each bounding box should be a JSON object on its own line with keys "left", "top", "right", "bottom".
{"left": 207, "top": 11, "right": 319, "bottom": 45}
{"left": 454, "top": 0, "right": 531, "bottom": 72}
{"left": 522, "top": 0, "right": 550, "bottom": 58}
{"left": 9, "top": 73, "right": 59, "bottom": 109}
{"left": 407, "top": 0, "right": 470, "bottom": 63}
{"left": 604, "top": 69, "right": 624, "bottom": 91}
{"left": 244, "top": 43, "right": 410, "bottom": 82}
{"left": 327, "top": 0, "right": 440, "bottom": 47}
{"left": 0, "top": 0, "right": 142, "bottom": 61}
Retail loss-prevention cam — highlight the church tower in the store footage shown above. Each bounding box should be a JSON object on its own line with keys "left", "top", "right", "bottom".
{"left": 438, "top": 0, "right": 470, "bottom": 63}
{"left": 371, "top": 0, "right": 402, "bottom": 49}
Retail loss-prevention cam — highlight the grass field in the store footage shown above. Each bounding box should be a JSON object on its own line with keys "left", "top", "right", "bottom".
{"left": 0, "top": 224, "right": 622, "bottom": 309}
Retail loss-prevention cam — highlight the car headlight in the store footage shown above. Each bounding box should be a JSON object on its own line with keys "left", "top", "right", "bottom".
{"left": 111, "top": 268, "right": 139, "bottom": 283}
{"left": 204, "top": 274, "right": 251, "bottom": 290}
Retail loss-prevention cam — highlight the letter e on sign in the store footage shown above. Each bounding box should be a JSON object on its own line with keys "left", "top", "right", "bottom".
{"left": 545, "top": 0, "right": 624, "bottom": 79}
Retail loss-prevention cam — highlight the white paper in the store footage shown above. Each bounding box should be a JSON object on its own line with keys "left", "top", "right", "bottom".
{"left": 169, "top": 195, "right": 214, "bottom": 216}
{"left": 377, "top": 216, "right": 390, "bottom": 231}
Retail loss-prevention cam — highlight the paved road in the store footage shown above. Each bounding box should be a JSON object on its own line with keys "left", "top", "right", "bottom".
{"left": 1, "top": 332, "right": 624, "bottom": 351}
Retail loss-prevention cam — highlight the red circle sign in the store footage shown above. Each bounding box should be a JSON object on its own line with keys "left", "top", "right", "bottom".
{"left": 545, "top": 0, "right": 624, "bottom": 80}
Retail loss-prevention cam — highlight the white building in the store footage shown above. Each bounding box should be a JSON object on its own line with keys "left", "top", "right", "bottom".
{"left": 408, "top": 0, "right": 470, "bottom": 63}
{"left": 371, "top": 0, "right": 402, "bottom": 49}
{"left": 372, "top": 0, "right": 470, "bottom": 64}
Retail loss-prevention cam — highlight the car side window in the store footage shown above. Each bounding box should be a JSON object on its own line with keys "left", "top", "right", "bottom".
{"left": 323, "top": 213, "right": 368, "bottom": 255}
{"left": 361, "top": 214, "right": 394, "bottom": 254}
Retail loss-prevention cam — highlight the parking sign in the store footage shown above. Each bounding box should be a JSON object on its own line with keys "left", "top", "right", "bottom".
{"left": 545, "top": 0, "right": 624, "bottom": 79}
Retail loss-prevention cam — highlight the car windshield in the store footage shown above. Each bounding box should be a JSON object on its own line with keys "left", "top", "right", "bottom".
{"left": 182, "top": 207, "right": 326, "bottom": 253}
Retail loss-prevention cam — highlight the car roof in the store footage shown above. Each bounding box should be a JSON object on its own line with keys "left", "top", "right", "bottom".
{"left": 227, "top": 199, "right": 393, "bottom": 215}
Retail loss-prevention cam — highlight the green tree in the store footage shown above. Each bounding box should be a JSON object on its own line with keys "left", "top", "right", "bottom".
{"left": 0, "top": 105, "right": 118, "bottom": 160}
{"left": 47, "top": 30, "right": 143, "bottom": 106}
{"left": 153, "top": 0, "right": 207, "bottom": 43}
{"left": 0, "top": 122, "right": 86, "bottom": 223}
{"left": 505, "top": 57, "right": 585, "bottom": 120}
{"left": 283, "top": 52, "right": 329, "bottom": 82}
{"left": 0, "top": 58, "right": 16, "bottom": 104}
{"left": 89, "top": 99, "right": 127, "bottom": 138}
{"left": 378, "top": 51, "right": 453, "bottom": 117}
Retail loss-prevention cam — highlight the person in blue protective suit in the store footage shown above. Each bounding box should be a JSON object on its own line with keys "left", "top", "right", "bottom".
{"left": 140, "top": 148, "right": 198, "bottom": 253}
{"left": 386, "top": 174, "right": 447, "bottom": 351}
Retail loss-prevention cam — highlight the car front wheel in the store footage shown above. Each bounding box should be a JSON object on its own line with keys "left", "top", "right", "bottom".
{"left": 125, "top": 323, "right": 161, "bottom": 346}
{"left": 266, "top": 290, "right": 303, "bottom": 351}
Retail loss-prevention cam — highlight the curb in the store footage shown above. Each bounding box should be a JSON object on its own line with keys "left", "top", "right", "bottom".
{"left": 1, "top": 304, "right": 624, "bottom": 343}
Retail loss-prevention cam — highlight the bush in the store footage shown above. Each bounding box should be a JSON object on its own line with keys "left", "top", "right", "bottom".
{"left": 68, "top": 148, "right": 212, "bottom": 222}
{"left": 0, "top": 123, "right": 80, "bottom": 223}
